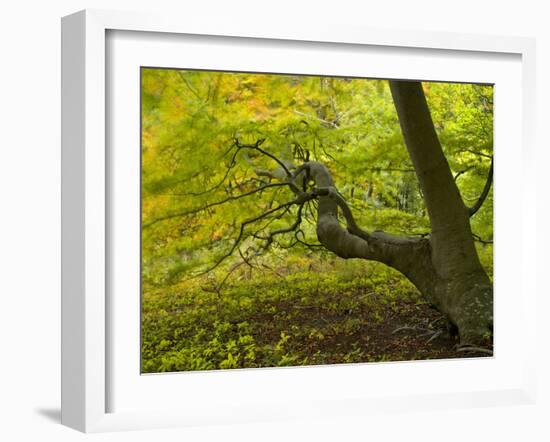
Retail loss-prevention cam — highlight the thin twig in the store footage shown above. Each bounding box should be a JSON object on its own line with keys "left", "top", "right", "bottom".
{"left": 425, "top": 330, "right": 443, "bottom": 344}
{"left": 234, "top": 138, "right": 293, "bottom": 179}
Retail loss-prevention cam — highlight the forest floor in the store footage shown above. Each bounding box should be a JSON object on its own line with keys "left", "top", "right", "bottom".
{"left": 142, "top": 259, "right": 492, "bottom": 373}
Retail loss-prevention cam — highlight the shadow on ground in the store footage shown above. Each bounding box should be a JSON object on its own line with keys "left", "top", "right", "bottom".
{"left": 35, "top": 407, "right": 61, "bottom": 423}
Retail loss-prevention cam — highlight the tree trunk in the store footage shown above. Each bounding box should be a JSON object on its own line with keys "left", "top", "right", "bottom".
{"left": 388, "top": 80, "right": 493, "bottom": 344}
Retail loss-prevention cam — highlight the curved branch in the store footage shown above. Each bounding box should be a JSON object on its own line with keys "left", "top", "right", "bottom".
{"left": 468, "top": 157, "right": 493, "bottom": 217}
{"left": 454, "top": 165, "right": 474, "bottom": 181}
{"left": 298, "top": 162, "right": 427, "bottom": 262}
{"left": 234, "top": 138, "right": 293, "bottom": 178}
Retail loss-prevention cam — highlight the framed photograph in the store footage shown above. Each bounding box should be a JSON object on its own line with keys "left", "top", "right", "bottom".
{"left": 61, "top": 9, "right": 537, "bottom": 433}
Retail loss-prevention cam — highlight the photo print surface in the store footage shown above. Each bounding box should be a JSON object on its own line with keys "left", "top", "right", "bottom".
{"left": 141, "top": 68, "right": 494, "bottom": 373}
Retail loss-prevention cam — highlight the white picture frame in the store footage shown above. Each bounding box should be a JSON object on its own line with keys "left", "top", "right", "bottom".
{"left": 61, "top": 9, "right": 537, "bottom": 433}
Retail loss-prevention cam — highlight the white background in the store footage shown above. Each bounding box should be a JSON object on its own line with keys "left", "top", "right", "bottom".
{"left": 0, "top": 1, "right": 548, "bottom": 441}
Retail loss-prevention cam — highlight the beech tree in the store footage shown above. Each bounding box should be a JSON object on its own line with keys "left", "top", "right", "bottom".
{"left": 387, "top": 81, "right": 492, "bottom": 344}
{"left": 142, "top": 71, "right": 493, "bottom": 352}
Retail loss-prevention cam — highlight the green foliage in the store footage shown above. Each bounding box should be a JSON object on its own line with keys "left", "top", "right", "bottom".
{"left": 140, "top": 68, "right": 493, "bottom": 371}
{"left": 142, "top": 259, "right": 419, "bottom": 372}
